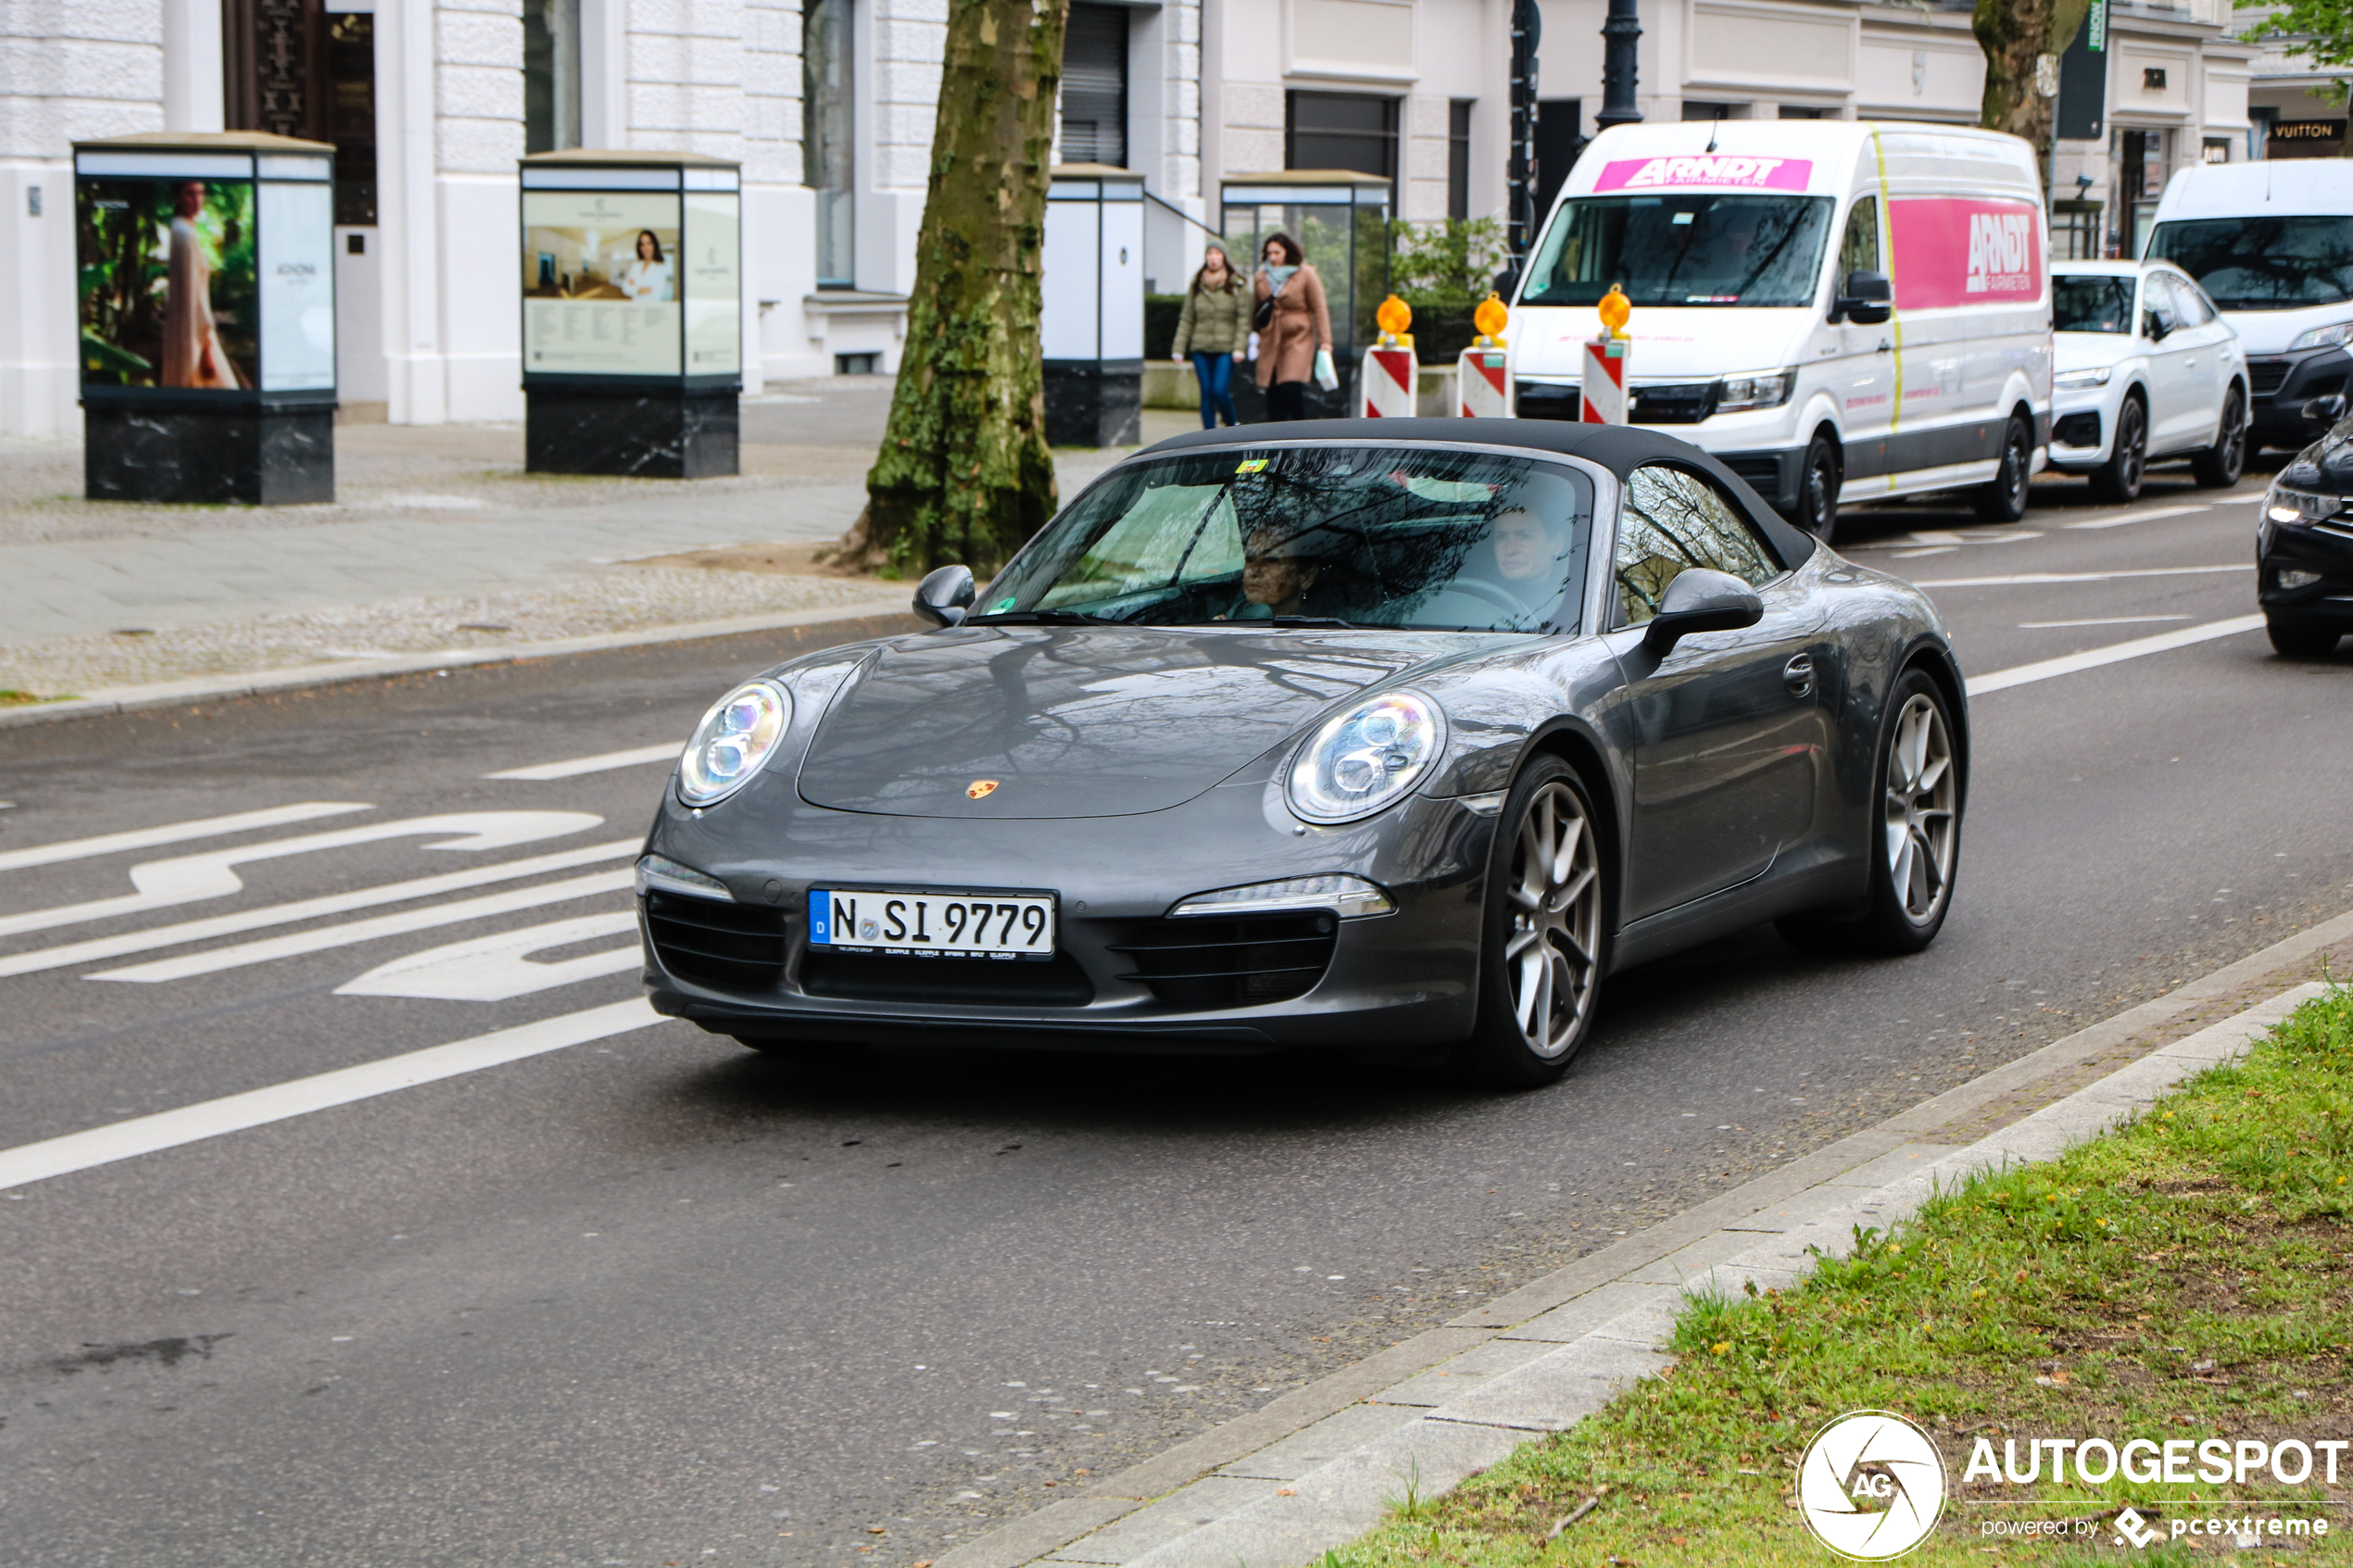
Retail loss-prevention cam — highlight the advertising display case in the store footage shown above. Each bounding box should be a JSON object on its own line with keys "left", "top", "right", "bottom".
{"left": 1040, "top": 165, "right": 1145, "bottom": 446}
{"left": 73, "top": 132, "right": 337, "bottom": 504}
{"left": 1219, "top": 170, "right": 1391, "bottom": 422}
{"left": 520, "top": 150, "right": 743, "bottom": 477}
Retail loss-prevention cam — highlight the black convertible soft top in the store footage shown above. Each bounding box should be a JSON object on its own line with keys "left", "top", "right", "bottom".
{"left": 1135, "top": 417, "right": 1818, "bottom": 571}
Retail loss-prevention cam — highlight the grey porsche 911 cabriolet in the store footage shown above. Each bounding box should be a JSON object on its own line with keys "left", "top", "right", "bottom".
{"left": 635, "top": 419, "right": 1967, "bottom": 1086}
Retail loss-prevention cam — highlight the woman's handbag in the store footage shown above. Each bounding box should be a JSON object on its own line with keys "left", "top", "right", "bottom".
{"left": 1252, "top": 292, "right": 1277, "bottom": 332}
{"left": 1313, "top": 346, "right": 1340, "bottom": 393}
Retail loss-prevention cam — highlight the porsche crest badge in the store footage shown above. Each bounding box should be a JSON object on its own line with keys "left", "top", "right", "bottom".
{"left": 966, "top": 780, "right": 1000, "bottom": 800}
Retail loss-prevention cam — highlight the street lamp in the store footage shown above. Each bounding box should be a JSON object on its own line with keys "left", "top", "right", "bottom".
{"left": 1597, "top": 0, "right": 1643, "bottom": 132}
{"left": 1504, "top": 0, "right": 1541, "bottom": 290}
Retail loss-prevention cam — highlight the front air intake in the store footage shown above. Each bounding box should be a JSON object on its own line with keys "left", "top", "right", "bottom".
{"left": 1111, "top": 912, "right": 1339, "bottom": 1009}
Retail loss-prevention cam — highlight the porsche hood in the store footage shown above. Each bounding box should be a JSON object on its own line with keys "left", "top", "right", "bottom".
{"left": 795, "top": 626, "right": 1478, "bottom": 819}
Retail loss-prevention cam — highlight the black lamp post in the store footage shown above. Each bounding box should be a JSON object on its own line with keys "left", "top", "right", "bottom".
{"left": 1596, "top": 0, "right": 1643, "bottom": 132}
{"left": 1504, "top": 0, "right": 1541, "bottom": 289}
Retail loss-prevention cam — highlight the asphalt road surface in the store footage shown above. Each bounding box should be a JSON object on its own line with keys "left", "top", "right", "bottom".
{"left": 2, "top": 455, "right": 2347, "bottom": 1568}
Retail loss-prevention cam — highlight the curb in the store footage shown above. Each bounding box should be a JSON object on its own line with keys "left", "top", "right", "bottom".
{"left": 0, "top": 596, "right": 915, "bottom": 732}
{"left": 936, "top": 904, "right": 2353, "bottom": 1568}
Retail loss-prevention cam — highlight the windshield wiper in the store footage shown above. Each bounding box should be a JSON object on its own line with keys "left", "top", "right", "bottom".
{"left": 966, "top": 609, "right": 1126, "bottom": 625}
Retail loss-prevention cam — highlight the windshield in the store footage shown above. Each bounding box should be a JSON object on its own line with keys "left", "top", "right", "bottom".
{"left": 2054, "top": 274, "right": 2135, "bottom": 333}
{"left": 1522, "top": 194, "right": 1835, "bottom": 308}
{"left": 2146, "top": 217, "right": 2353, "bottom": 310}
{"left": 979, "top": 446, "right": 1595, "bottom": 633}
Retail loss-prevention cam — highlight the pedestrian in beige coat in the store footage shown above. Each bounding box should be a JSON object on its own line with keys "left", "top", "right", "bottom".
{"left": 1252, "top": 232, "right": 1332, "bottom": 422}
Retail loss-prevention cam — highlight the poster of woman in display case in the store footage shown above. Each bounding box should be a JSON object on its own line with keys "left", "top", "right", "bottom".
{"left": 522, "top": 192, "right": 684, "bottom": 375}
{"left": 77, "top": 177, "right": 259, "bottom": 390}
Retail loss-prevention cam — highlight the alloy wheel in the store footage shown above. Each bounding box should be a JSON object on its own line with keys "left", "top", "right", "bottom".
{"left": 1882, "top": 694, "right": 1958, "bottom": 924}
{"left": 1504, "top": 781, "right": 1603, "bottom": 1059}
{"left": 2117, "top": 400, "right": 2144, "bottom": 494}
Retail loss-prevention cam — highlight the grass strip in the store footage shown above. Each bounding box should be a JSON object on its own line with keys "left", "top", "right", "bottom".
{"left": 1327, "top": 985, "right": 2353, "bottom": 1564}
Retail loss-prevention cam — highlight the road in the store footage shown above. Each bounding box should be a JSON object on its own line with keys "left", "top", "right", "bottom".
{"left": 1, "top": 457, "right": 2347, "bottom": 1568}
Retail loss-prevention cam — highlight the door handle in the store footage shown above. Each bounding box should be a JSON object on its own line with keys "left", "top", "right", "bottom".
{"left": 1783, "top": 654, "right": 1817, "bottom": 697}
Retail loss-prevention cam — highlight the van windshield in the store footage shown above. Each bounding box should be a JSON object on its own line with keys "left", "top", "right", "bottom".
{"left": 2054, "top": 274, "right": 2135, "bottom": 333}
{"left": 2146, "top": 217, "right": 2353, "bottom": 310}
{"left": 1522, "top": 194, "right": 1834, "bottom": 308}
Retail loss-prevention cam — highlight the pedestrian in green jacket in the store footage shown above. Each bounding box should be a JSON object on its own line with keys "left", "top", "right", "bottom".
{"left": 1171, "top": 245, "right": 1250, "bottom": 428}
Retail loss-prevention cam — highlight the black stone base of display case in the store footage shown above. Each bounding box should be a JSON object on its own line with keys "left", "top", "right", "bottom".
{"left": 525, "top": 386, "right": 739, "bottom": 478}
{"left": 1044, "top": 359, "right": 1142, "bottom": 447}
{"left": 83, "top": 402, "right": 336, "bottom": 506}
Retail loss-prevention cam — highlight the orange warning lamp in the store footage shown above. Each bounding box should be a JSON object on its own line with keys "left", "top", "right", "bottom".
{"left": 1473, "top": 293, "right": 1509, "bottom": 346}
{"left": 1598, "top": 284, "right": 1631, "bottom": 340}
{"left": 1376, "top": 294, "right": 1414, "bottom": 346}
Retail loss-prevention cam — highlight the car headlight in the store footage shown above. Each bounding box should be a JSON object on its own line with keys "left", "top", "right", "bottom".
{"left": 635, "top": 853, "right": 734, "bottom": 900}
{"left": 1714, "top": 369, "right": 1795, "bottom": 413}
{"left": 2266, "top": 485, "right": 2341, "bottom": 526}
{"left": 2054, "top": 367, "right": 2113, "bottom": 390}
{"left": 677, "top": 679, "right": 792, "bottom": 807}
{"left": 2288, "top": 320, "right": 2353, "bottom": 352}
{"left": 1285, "top": 691, "right": 1444, "bottom": 825}
{"left": 1169, "top": 875, "right": 1395, "bottom": 919}
{"left": 2278, "top": 568, "right": 2325, "bottom": 590}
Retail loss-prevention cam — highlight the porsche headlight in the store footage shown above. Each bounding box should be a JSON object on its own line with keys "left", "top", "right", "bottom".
{"left": 1285, "top": 691, "right": 1444, "bottom": 825}
{"left": 677, "top": 679, "right": 792, "bottom": 807}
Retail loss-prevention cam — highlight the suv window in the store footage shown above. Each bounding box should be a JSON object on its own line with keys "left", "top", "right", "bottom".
{"left": 2143, "top": 272, "right": 2183, "bottom": 337}
{"left": 2167, "top": 270, "right": 2216, "bottom": 326}
{"left": 1614, "top": 465, "right": 1782, "bottom": 627}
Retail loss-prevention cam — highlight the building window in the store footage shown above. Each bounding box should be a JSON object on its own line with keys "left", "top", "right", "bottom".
{"left": 1447, "top": 100, "right": 1473, "bottom": 220}
{"left": 328, "top": 12, "right": 376, "bottom": 226}
{"left": 805, "top": 0, "right": 855, "bottom": 288}
{"left": 1779, "top": 105, "right": 1827, "bottom": 119}
{"left": 1288, "top": 91, "right": 1399, "bottom": 199}
{"left": 1061, "top": 4, "right": 1129, "bottom": 167}
{"left": 1681, "top": 101, "right": 1735, "bottom": 121}
{"left": 522, "top": 0, "right": 581, "bottom": 155}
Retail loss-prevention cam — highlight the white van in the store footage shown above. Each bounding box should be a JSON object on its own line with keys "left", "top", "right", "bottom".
{"left": 1507, "top": 120, "right": 2054, "bottom": 540}
{"left": 2145, "top": 160, "right": 2353, "bottom": 455}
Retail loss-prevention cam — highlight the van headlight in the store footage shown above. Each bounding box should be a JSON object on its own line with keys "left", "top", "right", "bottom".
{"left": 2287, "top": 320, "right": 2353, "bottom": 352}
{"left": 1286, "top": 691, "right": 1444, "bottom": 825}
{"left": 677, "top": 679, "right": 792, "bottom": 806}
{"left": 1714, "top": 369, "right": 1795, "bottom": 413}
{"left": 2054, "top": 367, "right": 2112, "bottom": 390}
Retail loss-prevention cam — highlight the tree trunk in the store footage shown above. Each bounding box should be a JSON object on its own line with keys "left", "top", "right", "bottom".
{"left": 1975, "top": 0, "right": 2096, "bottom": 171}
{"left": 859, "top": 0, "right": 1070, "bottom": 577}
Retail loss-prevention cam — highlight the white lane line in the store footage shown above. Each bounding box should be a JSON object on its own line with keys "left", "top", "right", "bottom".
{"left": 486, "top": 743, "right": 682, "bottom": 782}
{"left": 1912, "top": 563, "right": 2255, "bottom": 588}
{"left": 1968, "top": 614, "right": 2265, "bottom": 696}
{"left": 0, "top": 810, "right": 601, "bottom": 942}
{"left": 90, "top": 868, "right": 635, "bottom": 983}
{"left": 2018, "top": 614, "right": 2192, "bottom": 629}
{"left": 0, "top": 999, "right": 668, "bottom": 1193}
{"left": 0, "top": 803, "right": 371, "bottom": 874}
{"left": 2064, "top": 504, "right": 2210, "bottom": 531}
{"left": 0, "top": 839, "right": 637, "bottom": 980}
{"left": 336, "top": 911, "right": 641, "bottom": 1001}
{"left": 1892, "top": 546, "right": 1960, "bottom": 559}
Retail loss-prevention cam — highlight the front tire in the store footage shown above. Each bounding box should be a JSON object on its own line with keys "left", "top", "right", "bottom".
{"left": 1972, "top": 415, "right": 2032, "bottom": 521}
{"left": 1786, "top": 433, "right": 1842, "bottom": 543}
{"left": 1455, "top": 758, "right": 1608, "bottom": 1088}
{"left": 2089, "top": 395, "right": 2145, "bottom": 504}
{"left": 2191, "top": 384, "right": 2246, "bottom": 488}
{"left": 2267, "top": 616, "right": 2342, "bottom": 658}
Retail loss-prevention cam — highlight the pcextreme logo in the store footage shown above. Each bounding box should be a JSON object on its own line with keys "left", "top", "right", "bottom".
{"left": 1797, "top": 1411, "right": 1948, "bottom": 1560}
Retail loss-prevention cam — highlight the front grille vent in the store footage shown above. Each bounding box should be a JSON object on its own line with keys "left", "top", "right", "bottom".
{"left": 1111, "top": 912, "right": 1339, "bottom": 1009}
{"left": 1629, "top": 383, "right": 1717, "bottom": 425}
{"left": 799, "top": 950, "right": 1095, "bottom": 1006}
{"left": 1720, "top": 455, "right": 1783, "bottom": 489}
{"left": 1515, "top": 383, "right": 1580, "bottom": 421}
{"left": 645, "top": 891, "right": 788, "bottom": 991}
{"left": 2251, "top": 358, "right": 2292, "bottom": 396}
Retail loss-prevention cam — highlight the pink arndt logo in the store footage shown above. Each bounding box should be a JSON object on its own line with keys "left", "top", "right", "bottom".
{"left": 1888, "top": 198, "right": 2043, "bottom": 310}
{"left": 1592, "top": 157, "right": 1815, "bottom": 193}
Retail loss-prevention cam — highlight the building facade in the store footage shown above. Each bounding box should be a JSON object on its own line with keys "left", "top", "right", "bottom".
{"left": 0, "top": 0, "right": 2264, "bottom": 437}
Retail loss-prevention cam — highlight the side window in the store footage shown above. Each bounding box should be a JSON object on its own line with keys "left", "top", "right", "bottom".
{"left": 2142, "top": 272, "right": 2182, "bottom": 337}
{"left": 2171, "top": 272, "right": 2215, "bottom": 326}
{"left": 1613, "top": 466, "right": 1782, "bottom": 627}
{"left": 1838, "top": 196, "right": 1881, "bottom": 287}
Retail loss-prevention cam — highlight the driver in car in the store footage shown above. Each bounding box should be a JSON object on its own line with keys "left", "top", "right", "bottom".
{"left": 1226, "top": 525, "right": 1323, "bottom": 619}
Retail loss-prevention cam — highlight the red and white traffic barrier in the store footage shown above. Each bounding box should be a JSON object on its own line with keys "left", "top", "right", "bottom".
{"left": 1360, "top": 345, "right": 1418, "bottom": 418}
{"left": 1457, "top": 347, "right": 1510, "bottom": 418}
{"left": 1579, "top": 337, "right": 1629, "bottom": 425}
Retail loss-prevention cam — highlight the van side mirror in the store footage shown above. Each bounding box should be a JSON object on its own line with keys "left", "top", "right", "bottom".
{"left": 1642, "top": 569, "right": 1765, "bottom": 654}
{"left": 1835, "top": 270, "right": 1893, "bottom": 326}
{"left": 912, "top": 564, "right": 976, "bottom": 628}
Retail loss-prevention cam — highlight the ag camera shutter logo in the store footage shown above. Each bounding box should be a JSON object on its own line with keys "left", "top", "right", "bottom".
{"left": 1797, "top": 1411, "right": 1947, "bottom": 1560}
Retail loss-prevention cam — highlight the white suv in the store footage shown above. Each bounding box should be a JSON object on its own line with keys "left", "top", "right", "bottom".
{"left": 2047, "top": 260, "right": 2247, "bottom": 502}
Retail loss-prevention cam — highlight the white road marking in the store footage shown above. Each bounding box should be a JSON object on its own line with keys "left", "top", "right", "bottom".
{"left": 485, "top": 744, "right": 683, "bottom": 782}
{"left": 0, "top": 839, "right": 637, "bottom": 980}
{"left": 335, "top": 911, "right": 641, "bottom": 1000}
{"left": 1968, "top": 614, "right": 2266, "bottom": 696}
{"left": 0, "top": 999, "right": 668, "bottom": 1193}
{"left": 90, "top": 869, "right": 635, "bottom": 983}
{"left": 0, "top": 803, "right": 371, "bottom": 874}
{"left": 1891, "top": 546, "right": 1960, "bottom": 559}
{"left": 2064, "top": 504, "right": 2210, "bottom": 530}
{"left": 0, "top": 812, "right": 600, "bottom": 942}
{"left": 2018, "top": 614, "right": 2192, "bottom": 629}
{"left": 1911, "top": 563, "right": 2254, "bottom": 588}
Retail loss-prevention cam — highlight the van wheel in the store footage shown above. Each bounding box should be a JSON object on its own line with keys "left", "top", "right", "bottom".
{"left": 1786, "top": 433, "right": 1842, "bottom": 542}
{"left": 2192, "top": 385, "right": 2246, "bottom": 488}
{"left": 1971, "top": 416, "right": 2032, "bottom": 521}
{"left": 2090, "top": 395, "right": 2145, "bottom": 504}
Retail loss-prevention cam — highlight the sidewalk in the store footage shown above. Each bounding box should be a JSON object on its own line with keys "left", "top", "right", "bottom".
{"left": 0, "top": 384, "right": 1198, "bottom": 701}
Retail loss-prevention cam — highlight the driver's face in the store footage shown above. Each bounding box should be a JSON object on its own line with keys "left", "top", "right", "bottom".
{"left": 1243, "top": 541, "right": 1316, "bottom": 613}
{"left": 1491, "top": 511, "right": 1554, "bottom": 583}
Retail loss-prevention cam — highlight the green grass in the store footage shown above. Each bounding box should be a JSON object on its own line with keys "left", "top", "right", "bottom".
{"left": 1321, "top": 985, "right": 2353, "bottom": 1565}
{"left": 0, "top": 689, "right": 74, "bottom": 707}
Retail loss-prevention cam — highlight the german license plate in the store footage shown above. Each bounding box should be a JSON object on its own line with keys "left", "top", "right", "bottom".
{"left": 807, "top": 887, "right": 1057, "bottom": 960}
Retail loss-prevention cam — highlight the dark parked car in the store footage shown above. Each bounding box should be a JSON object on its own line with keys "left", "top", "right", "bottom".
{"left": 636, "top": 420, "right": 1969, "bottom": 1087}
{"left": 2259, "top": 430, "right": 2353, "bottom": 658}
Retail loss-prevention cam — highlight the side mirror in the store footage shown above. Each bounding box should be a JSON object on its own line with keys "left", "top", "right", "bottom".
{"left": 1642, "top": 568, "right": 1765, "bottom": 654}
{"left": 912, "top": 563, "right": 976, "bottom": 628}
{"left": 2304, "top": 394, "right": 2347, "bottom": 424}
{"left": 1835, "top": 269, "right": 1893, "bottom": 326}
{"left": 2144, "top": 312, "right": 2172, "bottom": 343}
